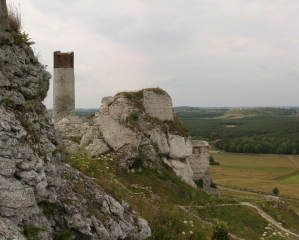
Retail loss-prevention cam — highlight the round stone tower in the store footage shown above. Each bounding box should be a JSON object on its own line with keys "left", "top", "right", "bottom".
{"left": 53, "top": 51, "right": 75, "bottom": 121}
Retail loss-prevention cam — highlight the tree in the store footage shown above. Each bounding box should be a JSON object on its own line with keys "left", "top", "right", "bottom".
{"left": 273, "top": 187, "right": 279, "bottom": 195}
{"left": 276, "top": 147, "right": 283, "bottom": 154}
{"left": 293, "top": 149, "right": 297, "bottom": 156}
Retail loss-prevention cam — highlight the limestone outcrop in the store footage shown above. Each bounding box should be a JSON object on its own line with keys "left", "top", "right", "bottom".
{"left": 0, "top": 2, "right": 150, "bottom": 239}
{"left": 54, "top": 88, "right": 217, "bottom": 195}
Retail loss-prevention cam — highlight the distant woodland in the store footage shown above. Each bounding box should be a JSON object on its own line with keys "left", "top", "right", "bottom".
{"left": 48, "top": 107, "right": 299, "bottom": 155}
{"left": 175, "top": 107, "right": 299, "bottom": 155}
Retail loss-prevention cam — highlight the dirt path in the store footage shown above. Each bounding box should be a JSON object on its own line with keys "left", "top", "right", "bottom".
{"left": 239, "top": 202, "right": 299, "bottom": 238}
{"left": 288, "top": 156, "right": 299, "bottom": 168}
{"left": 178, "top": 203, "right": 299, "bottom": 239}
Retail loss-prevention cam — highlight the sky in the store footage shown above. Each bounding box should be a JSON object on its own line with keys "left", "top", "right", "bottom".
{"left": 8, "top": 0, "right": 299, "bottom": 108}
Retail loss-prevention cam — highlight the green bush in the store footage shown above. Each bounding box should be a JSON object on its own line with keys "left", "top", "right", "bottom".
{"left": 273, "top": 187, "right": 279, "bottom": 195}
{"left": 211, "top": 220, "right": 230, "bottom": 240}
{"left": 130, "top": 112, "right": 139, "bottom": 121}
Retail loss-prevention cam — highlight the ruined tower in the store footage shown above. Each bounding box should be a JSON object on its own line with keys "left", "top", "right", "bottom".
{"left": 53, "top": 51, "right": 75, "bottom": 121}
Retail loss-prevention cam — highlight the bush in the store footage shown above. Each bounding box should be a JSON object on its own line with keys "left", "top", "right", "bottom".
{"left": 210, "top": 155, "right": 220, "bottom": 165}
{"left": 211, "top": 220, "right": 230, "bottom": 240}
{"left": 130, "top": 112, "right": 139, "bottom": 121}
{"left": 273, "top": 187, "right": 279, "bottom": 195}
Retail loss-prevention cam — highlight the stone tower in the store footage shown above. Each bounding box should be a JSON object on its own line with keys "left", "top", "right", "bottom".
{"left": 53, "top": 51, "right": 75, "bottom": 121}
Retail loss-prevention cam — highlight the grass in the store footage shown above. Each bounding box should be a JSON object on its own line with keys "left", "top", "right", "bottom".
{"left": 194, "top": 205, "right": 269, "bottom": 239}
{"left": 166, "top": 116, "right": 190, "bottom": 137}
{"left": 65, "top": 153, "right": 238, "bottom": 239}
{"left": 210, "top": 153, "right": 299, "bottom": 198}
{"left": 63, "top": 152, "right": 299, "bottom": 239}
{"left": 258, "top": 201, "right": 299, "bottom": 234}
{"left": 275, "top": 171, "right": 299, "bottom": 184}
{"left": 7, "top": 2, "right": 22, "bottom": 33}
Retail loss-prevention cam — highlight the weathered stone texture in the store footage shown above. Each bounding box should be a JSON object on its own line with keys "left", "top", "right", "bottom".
{"left": 142, "top": 89, "right": 174, "bottom": 121}
{"left": 168, "top": 133, "right": 192, "bottom": 159}
{"left": 187, "top": 140, "right": 210, "bottom": 180}
{"left": 0, "top": 4, "right": 151, "bottom": 238}
{"left": 53, "top": 68, "right": 75, "bottom": 121}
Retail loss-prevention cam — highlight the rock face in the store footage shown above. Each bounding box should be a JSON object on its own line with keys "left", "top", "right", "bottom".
{"left": 0, "top": 3, "right": 151, "bottom": 239}
{"left": 54, "top": 89, "right": 217, "bottom": 192}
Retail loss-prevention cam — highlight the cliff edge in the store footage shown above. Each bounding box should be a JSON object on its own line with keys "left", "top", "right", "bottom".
{"left": 0, "top": 3, "right": 150, "bottom": 239}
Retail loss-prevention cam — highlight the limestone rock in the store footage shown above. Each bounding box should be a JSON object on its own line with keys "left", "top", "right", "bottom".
{"left": 108, "top": 97, "right": 134, "bottom": 120}
{"left": 0, "top": 2, "right": 151, "bottom": 238}
{"left": 164, "top": 159, "right": 196, "bottom": 188}
{"left": 80, "top": 126, "right": 100, "bottom": 147}
{"left": 86, "top": 138, "right": 110, "bottom": 157}
{"left": 168, "top": 134, "right": 192, "bottom": 159}
{"left": 58, "top": 163, "right": 151, "bottom": 240}
{"left": 0, "top": 217, "right": 27, "bottom": 240}
{"left": 149, "top": 127, "right": 170, "bottom": 154}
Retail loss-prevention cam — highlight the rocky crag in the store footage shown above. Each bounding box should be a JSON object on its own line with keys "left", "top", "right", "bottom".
{"left": 55, "top": 88, "right": 219, "bottom": 195}
{"left": 0, "top": 2, "right": 150, "bottom": 239}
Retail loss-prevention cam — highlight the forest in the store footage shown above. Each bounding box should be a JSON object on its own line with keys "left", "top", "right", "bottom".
{"left": 176, "top": 107, "right": 299, "bottom": 154}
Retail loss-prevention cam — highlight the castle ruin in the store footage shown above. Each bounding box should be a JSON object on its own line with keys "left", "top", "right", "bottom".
{"left": 53, "top": 51, "right": 75, "bottom": 121}
{"left": 187, "top": 140, "right": 210, "bottom": 180}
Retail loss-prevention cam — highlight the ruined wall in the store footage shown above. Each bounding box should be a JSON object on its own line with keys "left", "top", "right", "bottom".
{"left": 53, "top": 51, "right": 75, "bottom": 121}
{"left": 187, "top": 140, "right": 210, "bottom": 180}
{"left": 142, "top": 89, "right": 174, "bottom": 121}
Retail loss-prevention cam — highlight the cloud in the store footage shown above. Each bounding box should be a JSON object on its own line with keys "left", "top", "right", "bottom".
{"left": 9, "top": 0, "right": 299, "bottom": 108}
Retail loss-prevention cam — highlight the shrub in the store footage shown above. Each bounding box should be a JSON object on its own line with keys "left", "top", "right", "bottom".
{"left": 130, "top": 112, "right": 139, "bottom": 121}
{"left": 211, "top": 220, "right": 230, "bottom": 240}
{"left": 210, "top": 155, "right": 220, "bottom": 165}
{"left": 273, "top": 187, "right": 279, "bottom": 195}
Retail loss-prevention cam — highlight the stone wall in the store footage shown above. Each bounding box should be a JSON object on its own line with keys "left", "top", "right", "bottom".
{"left": 187, "top": 140, "right": 210, "bottom": 180}
{"left": 142, "top": 89, "right": 173, "bottom": 121}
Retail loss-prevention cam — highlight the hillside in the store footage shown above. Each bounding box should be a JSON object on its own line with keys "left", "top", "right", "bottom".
{"left": 176, "top": 108, "right": 299, "bottom": 154}
{"left": 1, "top": 2, "right": 299, "bottom": 239}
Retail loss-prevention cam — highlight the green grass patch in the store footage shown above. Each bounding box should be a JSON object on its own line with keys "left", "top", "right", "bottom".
{"left": 66, "top": 153, "right": 245, "bottom": 239}
{"left": 258, "top": 201, "right": 299, "bottom": 235}
{"left": 220, "top": 164, "right": 292, "bottom": 173}
{"left": 194, "top": 205, "right": 269, "bottom": 239}
{"left": 275, "top": 171, "right": 299, "bottom": 184}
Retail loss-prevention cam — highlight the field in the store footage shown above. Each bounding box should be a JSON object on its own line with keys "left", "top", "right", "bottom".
{"left": 210, "top": 153, "right": 299, "bottom": 198}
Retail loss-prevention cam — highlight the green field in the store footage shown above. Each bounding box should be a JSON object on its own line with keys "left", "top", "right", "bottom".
{"left": 275, "top": 171, "right": 299, "bottom": 184}
{"left": 210, "top": 153, "right": 299, "bottom": 198}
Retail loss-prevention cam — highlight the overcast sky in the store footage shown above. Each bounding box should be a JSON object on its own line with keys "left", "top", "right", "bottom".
{"left": 9, "top": 0, "right": 299, "bottom": 108}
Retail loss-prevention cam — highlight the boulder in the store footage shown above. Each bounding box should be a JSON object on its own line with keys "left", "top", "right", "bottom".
{"left": 80, "top": 126, "right": 101, "bottom": 147}
{"left": 86, "top": 139, "right": 110, "bottom": 157}
{"left": 168, "top": 134, "right": 192, "bottom": 159}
